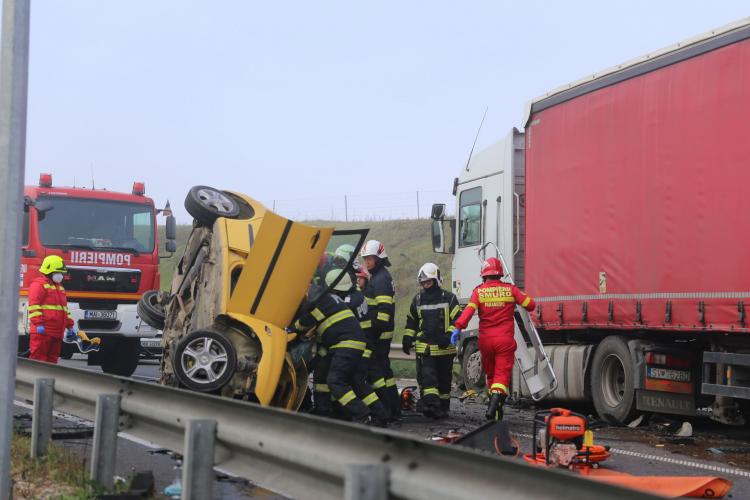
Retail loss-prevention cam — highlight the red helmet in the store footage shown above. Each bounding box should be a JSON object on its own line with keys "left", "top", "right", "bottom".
{"left": 480, "top": 257, "right": 503, "bottom": 278}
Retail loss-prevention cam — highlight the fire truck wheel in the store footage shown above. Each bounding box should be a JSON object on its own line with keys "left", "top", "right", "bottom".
{"left": 173, "top": 329, "right": 237, "bottom": 392}
{"left": 184, "top": 186, "right": 240, "bottom": 226}
{"left": 138, "top": 290, "right": 165, "bottom": 330}
{"left": 100, "top": 338, "right": 140, "bottom": 377}
{"left": 591, "top": 335, "right": 638, "bottom": 425}
{"left": 460, "top": 339, "right": 486, "bottom": 392}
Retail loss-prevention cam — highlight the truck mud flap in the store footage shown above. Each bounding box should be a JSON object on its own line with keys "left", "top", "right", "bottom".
{"left": 636, "top": 389, "right": 695, "bottom": 416}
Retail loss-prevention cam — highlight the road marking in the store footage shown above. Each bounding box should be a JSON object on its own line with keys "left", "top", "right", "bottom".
{"left": 513, "top": 432, "right": 750, "bottom": 478}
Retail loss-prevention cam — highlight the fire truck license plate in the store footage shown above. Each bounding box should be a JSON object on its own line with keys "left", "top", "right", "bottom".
{"left": 84, "top": 310, "right": 117, "bottom": 320}
{"left": 647, "top": 367, "right": 691, "bottom": 382}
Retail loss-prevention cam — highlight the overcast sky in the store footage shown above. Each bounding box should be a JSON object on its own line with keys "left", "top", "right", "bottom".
{"left": 22, "top": 1, "right": 749, "bottom": 222}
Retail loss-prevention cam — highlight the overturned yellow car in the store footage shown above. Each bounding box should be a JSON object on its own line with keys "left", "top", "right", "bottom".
{"left": 157, "top": 186, "right": 366, "bottom": 409}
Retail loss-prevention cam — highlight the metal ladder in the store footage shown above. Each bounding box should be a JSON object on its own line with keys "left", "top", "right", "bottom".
{"left": 479, "top": 242, "right": 557, "bottom": 401}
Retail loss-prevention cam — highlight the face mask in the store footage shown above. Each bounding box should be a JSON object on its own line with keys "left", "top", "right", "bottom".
{"left": 52, "top": 273, "right": 64, "bottom": 284}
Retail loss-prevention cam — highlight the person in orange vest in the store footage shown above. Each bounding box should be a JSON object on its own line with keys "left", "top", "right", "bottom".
{"left": 28, "top": 255, "right": 75, "bottom": 363}
{"left": 451, "top": 257, "right": 535, "bottom": 420}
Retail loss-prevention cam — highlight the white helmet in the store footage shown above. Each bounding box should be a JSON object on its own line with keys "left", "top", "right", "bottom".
{"left": 325, "top": 269, "right": 353, "bottom": 292}
{"left": 360, "top": 240, "right": 387, "bottom": 259}
{"left": 417, "top": 262, "right": 442, "bottom": 286}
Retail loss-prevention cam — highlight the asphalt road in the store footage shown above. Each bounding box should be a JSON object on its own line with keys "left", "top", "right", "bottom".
{"left": 56, "top": 355, "right": 750, "bottom": 498}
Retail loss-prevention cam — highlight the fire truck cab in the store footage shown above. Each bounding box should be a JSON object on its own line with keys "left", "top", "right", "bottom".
{"left": 19, "top": 173, "right": 176, "bottom": 376}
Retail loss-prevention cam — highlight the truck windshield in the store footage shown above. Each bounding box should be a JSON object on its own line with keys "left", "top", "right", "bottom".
{"left": 37, "top": 197, "right": 155, "bottom": 253}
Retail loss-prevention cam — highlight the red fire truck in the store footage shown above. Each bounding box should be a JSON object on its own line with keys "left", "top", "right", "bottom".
{"left": 19, "top": 173, "right": 176, "bottom": 376}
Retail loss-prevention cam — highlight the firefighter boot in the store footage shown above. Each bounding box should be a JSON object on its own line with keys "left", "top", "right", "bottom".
{"left": 485, "top": 392, "right": 507, "bottom": 421}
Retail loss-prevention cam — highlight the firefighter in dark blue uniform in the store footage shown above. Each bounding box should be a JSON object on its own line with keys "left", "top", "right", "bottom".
{"left": 403, "top": 263, "right": 461, "bottom": 418}
{"left": 360, "top": 240, "right": 400, "bottom": 419}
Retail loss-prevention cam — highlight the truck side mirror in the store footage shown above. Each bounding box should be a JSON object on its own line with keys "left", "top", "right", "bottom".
{"left": 165, "top": 240, "right": 177, "bottom": 253}
{"left": 165, "top": 215, "right": 177, "bottom": 240}
{"left": 431, "top": 218, "right": 456, "bottom": 255}
{"left": 431, "top": 203, "right": 446, "bottom": 220}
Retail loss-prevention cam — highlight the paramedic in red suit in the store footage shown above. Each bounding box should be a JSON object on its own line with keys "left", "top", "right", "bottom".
{"left": 451, "top": 257, "right": 535, "bottom": 420}
{"left": 28, "top": 255, "right": 75, "bottom": 363}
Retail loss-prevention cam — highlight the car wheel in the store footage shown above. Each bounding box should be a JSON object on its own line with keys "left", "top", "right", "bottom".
{"left": 591, "top": 335, "right": 638, "bottom": 425}
{"left": 184, "top": 185, "right": 240, "bottom": 226}
{"left": 173, "top": 329, "right": 237, "bottom": 392}
{"left": 461, "top": 338, "right": 486, "bottom": 392}
{"left": 137, "top": 290, "right": 166, "bottom": 330}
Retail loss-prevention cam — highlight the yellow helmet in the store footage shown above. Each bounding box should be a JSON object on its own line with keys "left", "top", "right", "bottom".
{"left": 39, "top": 255, "right": 67, "bottom": 275}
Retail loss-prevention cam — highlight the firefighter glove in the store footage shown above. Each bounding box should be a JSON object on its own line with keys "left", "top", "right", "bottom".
{"left": 63, "top": 328, "right": 77, "bottom": 344}
{"left": 450, "top": 328, "right": 461, "bottom": 346}
{"left": 36, "top": 325, "right": 45, "bottom": 335}
{"left": 402, "top": 336, "right": 413, "bottom": 355}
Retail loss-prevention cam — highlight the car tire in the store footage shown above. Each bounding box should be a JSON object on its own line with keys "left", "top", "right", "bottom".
{"left": 184, "top": 185, "right": 240, "bottom": 226}
{"left": 100, "top": 338, "right": 140, "bottom": 377}
{"left": 138, "top": 290, "right": 165, "bottom": 330}
{"left": 173, "top": 329, "right": 237, "bottom": 392}
{"left": 591, "top": 335, "right": 638, "bottom": 425}
{"left": 461, "top": 338, "right": 486, "bottom": 393}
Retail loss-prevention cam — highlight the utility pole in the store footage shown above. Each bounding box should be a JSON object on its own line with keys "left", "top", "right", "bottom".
{"left": 0, "top": 0, "right": 31, "bottom": 497}
{"left": 344, "top": 195, "right": 348, "bottom": 222}
{"left": 416, "top": 191, "right": 420, "bottom": 219}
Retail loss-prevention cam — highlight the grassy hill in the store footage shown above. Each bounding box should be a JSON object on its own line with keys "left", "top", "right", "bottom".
{"left": 158, "top": 219, "right": 451, "bottom": 341}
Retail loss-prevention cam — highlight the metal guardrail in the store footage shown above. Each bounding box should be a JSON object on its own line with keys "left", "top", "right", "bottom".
{"left": 13, "top": 358, "right": 655, "bottom": 500}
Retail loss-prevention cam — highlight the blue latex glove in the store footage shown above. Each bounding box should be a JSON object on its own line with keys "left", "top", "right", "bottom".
{"left": 450, "top": 328, "right": 461, "bottom": 346}
{"left": 36, "top": 325, "right": 45, "bottom": 335}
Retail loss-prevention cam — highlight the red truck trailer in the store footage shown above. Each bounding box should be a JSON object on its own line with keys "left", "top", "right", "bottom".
{"left": 431, "top": 18, "right": 750, "bottom": 424}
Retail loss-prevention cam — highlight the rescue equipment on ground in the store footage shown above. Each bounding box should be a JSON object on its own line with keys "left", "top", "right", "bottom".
{"left": 63, "top": 329, "right": 102, "bottom": 354}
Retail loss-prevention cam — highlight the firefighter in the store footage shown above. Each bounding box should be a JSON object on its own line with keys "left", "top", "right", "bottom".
{"left": 28, "top": 255, "right": 75, "bottom": 363}
{"left": 294, "top": 273, "right": 387, "bottom": 426}
{"left": 403, "top": 263, "right": 461, "bottom": 418}
{"left": 451, "top": 257, "right": 535, "bottom": 420}
{"left": 360, "top": 240, "right": 400, "bottom": 419}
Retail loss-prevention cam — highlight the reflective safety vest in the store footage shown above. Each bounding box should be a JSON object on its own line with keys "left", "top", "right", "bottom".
{"left": 27, "top": 276, "right": 74, "bottom": 337}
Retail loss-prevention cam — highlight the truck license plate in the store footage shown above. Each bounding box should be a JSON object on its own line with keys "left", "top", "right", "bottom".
{"left": 84, "top": 310, "right": 117, "bottom": 320}
{"left": 140, "top": 338, "right": 161, "bottom": 348}
{"left": 647, "top": 367, "right": 691, "bottom": 382}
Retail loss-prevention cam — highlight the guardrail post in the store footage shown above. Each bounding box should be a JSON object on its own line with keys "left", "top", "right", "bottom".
{"left": 90, "top": 394, "right": 121, "bottom": 490}
{"left": 30, "top": 378, "right": 54, "bottom": 458}
{"left": 344, "top": 464, "right": 389, "bottom": 500}
{"left": 181, "top": 419, "right": 216, "bottom": 500}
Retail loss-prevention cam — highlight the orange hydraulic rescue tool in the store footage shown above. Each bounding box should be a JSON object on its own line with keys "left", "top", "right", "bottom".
{"left": 523, "top": 408, "right": 732, "bottom": 498}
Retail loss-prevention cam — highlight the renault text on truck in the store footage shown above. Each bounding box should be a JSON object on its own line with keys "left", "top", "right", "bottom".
{"left": 431, "top": 18, "right": 750, "bottom": 425}
{"left": 20, "top": 173, "right": 176, "bottom": 376}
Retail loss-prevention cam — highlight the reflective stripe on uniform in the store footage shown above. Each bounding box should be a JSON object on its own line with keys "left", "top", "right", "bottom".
{"left": 417, "top": 302, "right": 449, "bottom": 311}
{"left": 521, "top": 296, "right": 532, "bottom": 308}
{"left": 314, "top": 383, "right": 330, "bottom": 393}
{"left": 366, "top": 298, "right": 378, "bottom": 306}
{"left": 28, "top": 304, "right": 65, "bottom": 311}
{"left": 311, "top": 308, "right": 325, "bottom": 321}
{"left": 450, "top": 305, "right": 461, "bottom": 318}
{"left": 439, "top": 393, "right": 451, "bottom": 400}
{"left": 490, "top": 383, "right": 509, "bottom": 395}
{"left": 403, "top": 328, "right": 416, "bottom": 338}
{"left": 467, "top": 302, "right": 478, "bottom": 310}
{"left": 363, "top": 349, "right": 372, "bottom": 359}
{"left": 360, "top": 320, "right": 372, "bottom": 329}
{"left": 379, "top": 331, "right": 393, "bottom": 340}
{"left": 317, "top": 346, "right": 328, "bottom": 357}
{"left": 385, "top": 377, "right": 396, "bottom": 388}
{"left": 330, "top": 340, "right": 367, "bottom": 351}
{"left": 429, "top": 346, "right": 457, "bottom": 356}
{"left": 362, "top": 393, "right": 379, "bottom": 406}
{"left": 372, "top": 378, "right": 386, "bottom": 389}
{"left": 42, "top": 284, "right": 63, "bottom": 290}
{"left": 422, "top": 387, "right": 439, "bottom": 396}
{"left": 415, "top": 341, "right": 427, "bottom": 354}
{"left": 339, "top": 390, "right": 356, "bottom": 406}
{"left": 375, "top": 295, "right": 394, "bottom": 304}
{"left": 28, "top": 312, "right": 42, "bottom": 319}
{"left": 317, "top": 309, "right": 355, "bottom": 335}
{"left": 376, "top": 312, "right": 390, "bottom": 322}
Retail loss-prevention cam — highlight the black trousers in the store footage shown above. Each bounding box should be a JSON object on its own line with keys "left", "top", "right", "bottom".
{"left": 417, "top": 353, "right": 455, "bottom": 412}
{"left": 368, "top": 338, "right": 400, "bottom": 417}
{"left": 325, "top": 347, "right": 387, "bottom": 420}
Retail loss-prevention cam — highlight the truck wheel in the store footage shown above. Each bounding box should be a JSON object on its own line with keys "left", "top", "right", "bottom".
{"left": 184, "top": 186, "right": 240, "bottom": 226}
{"left": 59, "top": 343, "right": 75, "bottom": 360}
{"left": 137, "top": 290, "right": 165, "bottom": 330}
{"left": 461, "top": 339, "right": 486, "bottom": 392}
{"left": 100, "top": 338, "right": 140, "bottom": 377}
{"left": 591, "top": 336, "right": 637, "bottom": 425}
{"left": 173, "top": 329, "right": 236, "bottom": 392}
